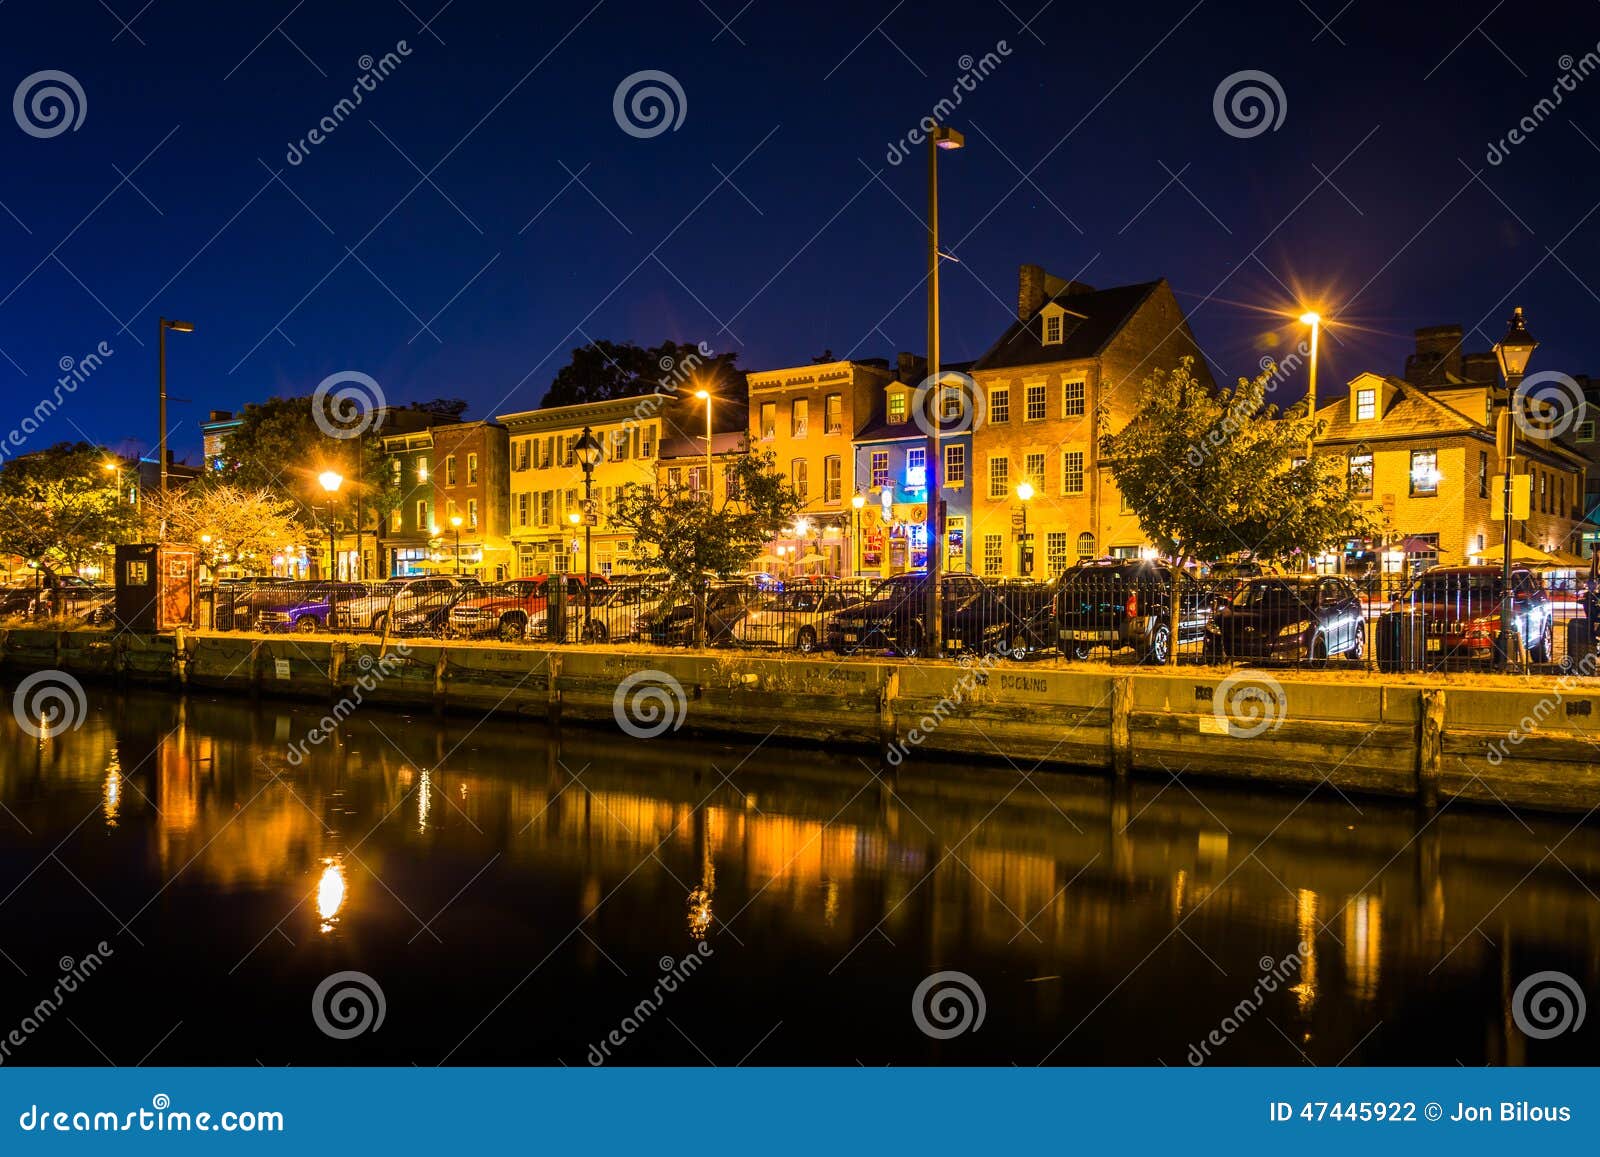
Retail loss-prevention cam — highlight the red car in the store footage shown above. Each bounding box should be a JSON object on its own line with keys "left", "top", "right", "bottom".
{"left": 446, "top": 574, "right": 608, "bottom": 640}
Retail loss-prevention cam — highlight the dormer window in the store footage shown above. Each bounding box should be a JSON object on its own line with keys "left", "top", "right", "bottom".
{"left": 1355, "top": 388, "right": 1376, "bottom": 421}
{"left": 1039, "top": 302, "right": 1068, "bottom": 346}
{"left": 887, "top": 392, "right": 907, "bottom": 424}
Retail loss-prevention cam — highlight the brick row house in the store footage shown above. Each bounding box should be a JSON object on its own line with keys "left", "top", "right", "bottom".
{"left": 376, "top": 417, "right": 511, "bottom": 579}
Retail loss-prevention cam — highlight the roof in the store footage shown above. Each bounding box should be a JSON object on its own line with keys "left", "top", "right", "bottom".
{"left": 970, "top": 280, "right": 1163, "bottom": 372}
{"left": 853, "top": 360, "right": 975, "bottom": 442}
{"left": 1313, "top": 376, "right": 1479, "bottom": 444}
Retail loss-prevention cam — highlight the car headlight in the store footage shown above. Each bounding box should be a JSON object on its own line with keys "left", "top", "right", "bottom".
{"left": 1276, "top": 620, "right": 1312, "bottom": 638}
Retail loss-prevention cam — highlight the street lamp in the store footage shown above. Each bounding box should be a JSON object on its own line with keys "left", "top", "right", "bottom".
{"left": 926, "top": 123, "right": 964, "bottom": 657}
{"left": 1015, "top": 481, "right": 1035, "bottom": 576}
{"left": 318, "top": 470, "right": 343, "bottom": 582}
{"left": 157, "top": 318, "right": 194, "bottom": 503}
{"left": 574, "top": 425, "right": 605, "bottom": 641}
{"left": 851, "top": 492, "right": 866, "bottom": 577}
{"left": 1299, "top": 310, "right": 1321, "bottom": 461}
{"left": 449, "top": 514, "right": 464, "bottom": 575}
{"left": 693, "top": 388, "right": 713, "bottom": 501}
{"left": 1493, "top": 306, "right": 1538, "bottom": 671}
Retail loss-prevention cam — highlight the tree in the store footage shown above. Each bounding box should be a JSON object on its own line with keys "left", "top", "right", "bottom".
{"left": 141, "top": 484, "right": 303, "bottom": 576}
{"left": 1100, "top": 358, "right": 1371, "bottom": 664}
{"left": 540, "top": 340, "right": 745, "bottom": 412}
{"left": 610, "top": 447, "right": 800, "bottom": 643}
{"left": 0, "top": 442, "right": 136, "bottom": 579}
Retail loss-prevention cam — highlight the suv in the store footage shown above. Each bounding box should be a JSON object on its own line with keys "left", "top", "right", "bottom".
{"left": 1384, "top": 564, "right": 1553, "bottom": 666}
{"left": 1055, "top": 559, "right": 1211, "bottom": 663}
{"left": 332, "top": 576, "right": 472, "bottom": 633}
{"left": 447, "top": 574, "right": 608, "bottom": 640}
{"left": 825, "top": 572, "right": 1010, "bottom": 657}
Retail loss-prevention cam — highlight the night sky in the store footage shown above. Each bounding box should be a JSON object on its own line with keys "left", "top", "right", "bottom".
{"left": 3, "top": 0, "right": 1599, "bottom": 463}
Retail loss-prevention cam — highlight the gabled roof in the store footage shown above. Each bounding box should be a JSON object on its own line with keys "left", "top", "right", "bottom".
{"left": 853, "top": 360, "right": 975, "bottom": 443}
{"left": 1312, "top": 375, "right": 1479, "bottom": 444}
{"left": 970, "top": 280, "right": 1163, "bottom": 372}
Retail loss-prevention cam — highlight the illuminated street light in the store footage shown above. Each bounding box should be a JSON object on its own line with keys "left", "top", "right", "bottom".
{"left": 318, "top": 471, "right": 342, "bottom": 582}
{"left": 851, "top": 492, "right": 866, "bottom": 577}
{"left": 1492, "top": 306, "right": 1538, "bottom": 671}
{"left": 450, "top": 513, "right": 464, "bottom": 575}
{"left": 1299, "top": 310, "right": 1322, "bottom": 461}
{"left": 1015, "top": 481, "right": 1035, "bottom": 576}
{"left": 693, "top": 388, "right": 713, "bottom": 500}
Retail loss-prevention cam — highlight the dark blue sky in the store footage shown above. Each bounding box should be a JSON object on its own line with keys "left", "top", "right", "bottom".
{"left": 3, "top": 0, "right": 1599, "bottom": 463}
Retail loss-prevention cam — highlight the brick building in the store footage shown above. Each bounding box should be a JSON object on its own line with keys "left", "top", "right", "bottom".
{"left": 428, "top": 420, "right": 511, "bottom": 579}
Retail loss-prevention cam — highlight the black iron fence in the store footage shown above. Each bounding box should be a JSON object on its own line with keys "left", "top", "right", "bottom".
{"left": 86, "top": 566, "right": 1600, "bottom": 676}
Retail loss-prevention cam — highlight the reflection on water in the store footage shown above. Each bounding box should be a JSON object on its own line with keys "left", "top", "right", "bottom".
{"left": 0, "top": 684, "right": 1596, "bottom": 1066}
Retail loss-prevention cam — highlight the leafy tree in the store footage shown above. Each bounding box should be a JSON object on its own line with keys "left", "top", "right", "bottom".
{"left": 0, "top": 442, "right": 136, "bottom": 579}
{"left": 140, "top": 484, "right": 303, "bottom": 576}
{"left": 1100, "top": 358, "right": 1371, "bottom": 664}
{"left": 540, "top": 340, "right": 745, "bottom": 417}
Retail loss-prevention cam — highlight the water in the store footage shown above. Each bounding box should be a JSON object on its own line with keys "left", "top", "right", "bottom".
{"left": 0, "top": 682, "right": 1595, "bottom": 1066}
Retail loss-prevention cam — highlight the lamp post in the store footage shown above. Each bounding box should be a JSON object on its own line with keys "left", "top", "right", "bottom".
{"left": 1493, "top": 306, "right": 1538, "bottom": 672}
{"left": 449, "top": 514, "right": 463, "bottom": 575}
{"left": 1299, "top": 310, "right": 1321, "bottom": 461}
{"left": 1015, "top": 481, "right": 1034, "bottom": 576}
{"left": 574, "top": 426, "right": 604, "bottom": 641}
{"left": 925, "top": 124, "right": 964, "bottom": 658}
{"left": 318, "top": 470, "right": 343, "bottom": 581}
{"left": 693, "top": 389, "right": 713, "bottom": 501}
{"left": 851, "top": 492, "right": 866, "bottom": 577}
{"left": 157, "top": 318, "right": 194, "bottom": 503}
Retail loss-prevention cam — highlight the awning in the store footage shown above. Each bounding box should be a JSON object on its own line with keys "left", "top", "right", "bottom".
{"left": 1467, "top": 540, "right": 1554, "bottom": 564}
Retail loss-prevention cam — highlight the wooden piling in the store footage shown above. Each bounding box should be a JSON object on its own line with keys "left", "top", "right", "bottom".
{"left": 1418, "top": 688, "right": 1445, "bottom": 809}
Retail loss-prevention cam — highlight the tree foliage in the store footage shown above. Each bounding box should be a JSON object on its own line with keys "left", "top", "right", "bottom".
{"left": 0, "top": 442, "right": 136, "bottom": 576}
{"left": 541, "top": 340, "right": 745, "bottom": 412}
{"left": 1100, "top": 358, "right": 1371, "bottom": 662}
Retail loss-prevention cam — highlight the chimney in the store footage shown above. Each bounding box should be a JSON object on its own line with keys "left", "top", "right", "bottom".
{"left": 1018, "top": 264, "right": 1047, "bottom": 321}
{"left": 897, "top": 351, "right": 926, "bottom": 384}
{"left": 207, "top": 409, "right": 233, "bottom": 422}
{"left": 1405, "top": 325, "right": 1464, "bottom": 386}
{"left": 1462, "top": 351, "right": 1498, "bottom": 385}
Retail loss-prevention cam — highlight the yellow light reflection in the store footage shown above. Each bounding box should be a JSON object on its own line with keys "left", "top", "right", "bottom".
{"left": 418, "top": 769, "right": 432, "bottom": 833}
{"left": 1292, "top": 888, "right": 1319, "bottom": 1014}
{"left": 102, "top": 753, "right": 122, "bottom": 828}
{"left": 1342, "top": 893, "right": 1382, "bottom": 1001}
{"left": 317, "top": 858, "right": 346, "bottom": 933}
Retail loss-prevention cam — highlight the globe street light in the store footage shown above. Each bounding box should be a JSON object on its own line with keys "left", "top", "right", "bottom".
{"left": 1015, "top": 481, "right": 1035, "bottom": 576}
{"left": 574, "top": 425, "right": 605, "bottom": 641}
{"left": 693, "top": 388, "right": 713, "bottom": 500}
{"left": 1493, "top": 306, "right": 1538, "bottom": 671}
{"left": 926, "top": 123, "right": 964, "bottom": 657}
{"left": 318, "top": 470, "right": 343, "bottom": 582}
{"left": 851, "top": 491, "right": 866, "bottom": 577}
{"left": 1299, "top": 310, "right": 1321, "bottom": 461}
{"left": 158, "top": 318, "right": 194, "bottom": 503}
{"left": 449, "top": 514, "right": 464, "bottom": 575}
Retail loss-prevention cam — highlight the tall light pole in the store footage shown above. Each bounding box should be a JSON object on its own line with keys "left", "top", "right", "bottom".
{"left": 449, "top": 514, "right": 464, "bottom": 575}
{"left": 157, "top": 318, "right": 194, "bottom": 502}
{"left": 318, "top": 470, "right": 343, "bottom": 581}
{"left": 851, "top": 492, "right": 866, "bottom": 577}
{"left": 926, "top": 124, "right": 964, "bottom": 657}
{"left": 693, "top": 389, "right": 713, "bottom": 500}
{"left": 1299, "top": 311, "right": 1320, "bottom": 462}
{"left": 575, "top": 426, "right": 604, "bottom": 641}
{"left": 1493, "top": 307, "right": 1538, "bottom": 671}
{"left": 1015, "top": 481, "right": 1034, "bottom": 576}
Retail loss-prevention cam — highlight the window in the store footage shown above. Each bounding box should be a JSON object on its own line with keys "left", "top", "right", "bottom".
{"left": 390, "top": 457, "right": 401, "bottom": 482}
{"left": 1024, "top": 452, "right": 1046, "bottom": 490}
{"left": 1062, "top": 450, "right": 1084, "bottom": 494}
{"left": 1356, "top": 389, "right": 1376, "bottom": 421}
{"left": 1409, "top": 449, "right": 1439, "bottom": 496}
{"left": 759, "top": 402, "right": 777, "bottom": 439}
{"left": 538, "top": 492, "right": 553, "bottom": 527}
{"left": 1539, "top": 471, "right": 1548, "bottom": 514}
{"left": 467, "top": 498, "right": 478, "bottom": 527}
{"left": 688, "top": 466, "right": 704, "bottom": 495}
{"left": 1579, "top": 420, "right": 1595, "bottom": 443}
{"left": 1479, "top": 451, "right": 1489, "bottom": 499}
{"left": 988, "top": 456, "right": 1009, "bottom": 499}
{"left": 417, "top": 455, "right": 429, "bottom": 482}
{"left": 416, "top": 499, "right": 429, "bottom": 530}
{"left": 1406, "top": 532, "right": 1440, "bottom": 571}
{"left": 1043, "top": 313, "right": 1062, "bottom": 344}
{"left": 390, "top": 507, "right": 402, "bottom": 532}
{"left": 1077, "top": 531, "right": 1096, "bottom": 560}
{"left": 1046, "top": 532, "right": 1069, "bottom": 576}
{"left": 906, "top": 448, "right": 926, "bottom": 489}
{"left": 940, "top": 385, "right": 963, "bottom": 421}
{"left": 1025, "top": 383, "right": 1046, "bottom": 421}
{"left": 871, "top": 450, "right": 889, "bottom": 489}
{"left": 467, "top": 453, "right": 479, "bottom": 484}
{"left": 792, "top": 399, "right": 809, "bottom": 437}
{"left": 445, "top": 455, "right": 457, "bottom": 486}
{"left": 517, "top": 492, "right": 530, "bottom": 527}
{"left": 1348, "top": 452, "right": 1373, "bottom": 497}
{"left": 824, "top": 456, "right": 842, "bottom": 503}
{"left": 990, "top": 387, "right": 1010, "bottom": 423}
{"left": 944, "top": 443, "right": 965, "bottom": 485}
{"left": 515, "top": 440, "right": 530, "bottom": 471}
{"left": 1560, "top": 478, "right": 1567, "bottom": 517}
{"left": 825, "top": 393, "right": 843, "bottom": 435}
{"left": 639, "top": 425, "right": 656, "bottom": 459}
{"left": 611, "top": 429, "right": 630, "bottom": 461}
{"left": 983, "top": 534, "right": 1003, "bottom": 576}
{"left": 1062, "top": 380, "right": 1086, "bottom": 417}
{"left": 724, "top": 464, "right": 742, "bottom": 501}
{"left": 446, "top": 498, "right": 458, "bottom": 522}
{"left": 887, "top": 393, "right": 907, "bottom": 424}
{"left": 792, "top": 459, "right": 808, "bottom": 502}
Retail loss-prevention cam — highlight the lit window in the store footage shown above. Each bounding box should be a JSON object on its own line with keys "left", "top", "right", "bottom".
{"left": 1046, "top": 532, "right": 1068, "bottom": 576}
{"left": 989, "top": 456, "right": 1009, "bottom": 499}
{"left": 1077, "top": 531, "right": 1095, "bottom": 560}
{"left": 792, "top": 459, "right": 808, "bottom": 502}
{"left": 824, "top": 456, "right": 842, "bottom": 503}
{"left": 759, "top": 402, "right": 777, "bottom": 438}
{"left": 906, "top": 448, "right": 926, "bottom": 489}
{"left": 825, "top": 393, "right": 843, "bottom": 435}
{"left": 944, "top": 444, "right": 965, "bottom": 485}
{"left": 1356, "top": 389, "right": 1376, "bottom": 421}
{"left": 887, "top": 393, "right": 907, "bottom": 424}
{"left": 1025, "top": 384, "right": 1046, "bottom": 421}
{"left": 1409, "top": 449, "right": 1439, "bottom": 496}
{"left": 1025, "top": 452, "right": 1045, "bottom": 490}
{"left": 983, "top": 534, "right": 1003, "bottom": 575}
{"left": 1063, "top": 380, "right": 1085, "bottom": 417}
{"left": 871, "top": 451, "right": 889, "bottom": 489}
{"left": 1043, "top": 313, "right": 1062, "bottom": 344}
{"left": 1348, "top": 452, "right": 1373, "bottom": 497}
{"left": 1062, "top": 451, "right": 1084, "bottom": 495}
{"left": 792, "top": 399, "right": 808, "bottom": 437}
{"left": 990, "top": 387, "right": 1010, "bottom": 423}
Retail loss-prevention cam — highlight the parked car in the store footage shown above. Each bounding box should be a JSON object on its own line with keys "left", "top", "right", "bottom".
{"left": 527, "top": 582, "right": 664, "bottom": 643}
{"left": 1055, "top": 559, "right": 1212, "bottom": 663}
{"left": 447, "top": 574, "right": 609, "bottom": 640}
{"left": 824, "top": 572, "right": 1011, "bottom": 657}
{"left": 733, "top": 587, "right": 854, "bottom": 653}
{"left": 255, "top": 582, "right": 367, "bottom": 633}
{"left": 636, "top": 583, "right": 758, "bottom": 646}
{"left": 1206, "top": 575, "right": 1366, "bottom": 663}
{"left": 1385, "top": 564, "right": 1553, "bottom": 666}
{"left": 1, "top": 574, "right": 103, "bottom": 619}
{"left": 331, "top": 576, "right": 474, "bottom": 633}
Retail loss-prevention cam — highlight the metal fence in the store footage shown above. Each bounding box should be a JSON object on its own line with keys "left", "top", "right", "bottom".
{"left": 178, "top": 565, "right": 1600, "bottom": 675}
{"left": 0, "top": 584, "right": 115, "bottom": 624}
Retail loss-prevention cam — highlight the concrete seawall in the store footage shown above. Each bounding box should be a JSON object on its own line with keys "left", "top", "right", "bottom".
{"left": 3, "top": 628, "right": 1597, "bottom": 815}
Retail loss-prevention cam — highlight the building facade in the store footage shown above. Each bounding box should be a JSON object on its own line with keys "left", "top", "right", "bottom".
{"left": 426, "top": 420, "right": 511, "bottom": 579}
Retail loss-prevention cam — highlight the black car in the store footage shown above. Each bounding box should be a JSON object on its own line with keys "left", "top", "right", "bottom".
{"left": 825, "top": 572, "right": 1011, "bottom": 657}
{"left": 635, "top": 583, "right": 756, "bottom": 646}
{"left": 1055, "top": 559, "right": 1211, "bottom": 663}
{"left": 1207, "top": 575, "right": 1366, "bottom": 663}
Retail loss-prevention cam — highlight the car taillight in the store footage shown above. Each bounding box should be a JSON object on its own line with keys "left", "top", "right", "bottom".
{"left": 1125, "top": 590, "right": 1138, "bottom": 617}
